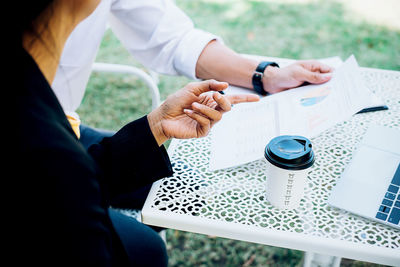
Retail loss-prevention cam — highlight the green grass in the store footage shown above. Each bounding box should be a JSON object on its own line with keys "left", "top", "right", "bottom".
{"left": 166, "top": 231, "right": 303, "bottom": 266}
{"left": 77, "top": 0, "right": 399, "bottom": 266}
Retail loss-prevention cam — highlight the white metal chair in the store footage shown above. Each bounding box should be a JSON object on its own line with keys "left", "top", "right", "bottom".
{"left": 91, "top": 62, "right": 161, "bottom": 110}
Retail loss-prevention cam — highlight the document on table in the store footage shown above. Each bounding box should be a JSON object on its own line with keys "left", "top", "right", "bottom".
{"left": 209, "top": 55, "right": 383, "bottom": 171}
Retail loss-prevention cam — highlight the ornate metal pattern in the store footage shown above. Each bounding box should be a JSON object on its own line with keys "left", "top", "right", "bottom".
{"left": 148, "top": 67, "right": 400, "bottom": 250}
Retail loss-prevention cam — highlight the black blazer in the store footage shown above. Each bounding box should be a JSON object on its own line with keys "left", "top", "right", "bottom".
{"left": 9, "top": 49, "right": 173, "bottom": 265}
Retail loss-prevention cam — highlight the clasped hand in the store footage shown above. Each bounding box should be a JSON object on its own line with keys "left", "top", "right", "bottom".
{"left": 148, "top": 80, "right": 259, "bottom": 146}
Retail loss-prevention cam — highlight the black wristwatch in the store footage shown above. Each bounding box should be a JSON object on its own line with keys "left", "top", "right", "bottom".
{"left": 252, "top": 61, "right": 279, "bottom": 95}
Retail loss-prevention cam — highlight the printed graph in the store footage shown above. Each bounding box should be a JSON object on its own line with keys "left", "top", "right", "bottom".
{"left": 300, "top": 86, "right": 331, "bottom": 107}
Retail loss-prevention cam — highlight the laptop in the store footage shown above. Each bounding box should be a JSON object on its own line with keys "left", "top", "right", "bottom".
{"left": 328, "top": 125, "right": 400, "bottom": 229}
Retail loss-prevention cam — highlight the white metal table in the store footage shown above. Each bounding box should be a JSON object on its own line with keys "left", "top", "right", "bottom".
{"left": 142, "top": 57, "right": 400, "bottom": 266}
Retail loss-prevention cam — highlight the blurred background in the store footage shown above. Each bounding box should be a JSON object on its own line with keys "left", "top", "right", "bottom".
{"left": 78, "top": 0, "right": 400, "bottom": 266}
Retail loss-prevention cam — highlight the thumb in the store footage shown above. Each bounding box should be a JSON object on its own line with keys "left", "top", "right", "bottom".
{"left": 300, "top": 69, "right": 332, "bottom": 84}
{"left": 188, "top": 79, "right": 229, "bottom": 96}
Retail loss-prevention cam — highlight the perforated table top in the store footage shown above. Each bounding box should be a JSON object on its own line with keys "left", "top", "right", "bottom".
{"left": 142, "top": 57, "right": 400, "bottom": 266}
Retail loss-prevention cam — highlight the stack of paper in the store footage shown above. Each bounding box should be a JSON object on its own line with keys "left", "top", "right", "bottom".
{"left": 209, "top": 55, "right": 387, "bottom": 171}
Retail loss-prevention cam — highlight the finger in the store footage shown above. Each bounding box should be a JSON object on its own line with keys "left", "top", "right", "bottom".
{"left": 318, "top": 63, "right": 334, "bottom": 73}
{"left": 299, "top": 69, "right": 332, "bottom": 84}
{"left": 226, "top": 94, "right": 260, "bottom": 105}
{"left": 212, "top": 92, "right": 232, "bottom": 112}
{"left": 192, "top": 102, "right": 222, "bottom": 122}
{"left": 187, "top": 79, "right": 229, "bottom": 96}
{"left": 300, "top": 60, "right": 333, "bottom": 73}
{"left": 183, "top": 109, "right": 211, "bottom": 137}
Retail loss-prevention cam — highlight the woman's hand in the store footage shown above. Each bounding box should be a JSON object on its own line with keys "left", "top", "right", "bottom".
{"left": 148, "top": 79, "right": 259, "bottom": 145}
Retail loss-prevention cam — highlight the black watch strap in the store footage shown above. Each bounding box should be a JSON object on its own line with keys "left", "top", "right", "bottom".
{"left": 252, "top": 61, "right": 279, "bottom": 95}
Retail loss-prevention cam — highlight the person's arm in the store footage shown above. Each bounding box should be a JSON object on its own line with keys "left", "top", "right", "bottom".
{"left": 196, "top": 40, "right": 258, "bottom": 90}
{"left": 196, "top": 40, "right": 333, "bottom": 94}
{"left": 89, "top": 80, "right": 259, "bottom": 198}
{"left": 88, "top": 116, "right": 173, "bottom": 198}
{"left": 110, "top": 0, "right": 333, "bottom": 94}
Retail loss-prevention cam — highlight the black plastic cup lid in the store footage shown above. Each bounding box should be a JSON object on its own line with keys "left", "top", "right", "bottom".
{"left": 264, "top": 135, "right": 315, "bottom": 170}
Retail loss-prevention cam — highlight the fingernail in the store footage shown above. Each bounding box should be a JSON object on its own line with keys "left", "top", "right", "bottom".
{"left": 184, "top": 109, "right": 193, "bottom": 114}
{"left": 322, "top": 73, "right": 332, "bottom": 79}
{"left": 215, "top": 81, "right": 228, "bottom": 86}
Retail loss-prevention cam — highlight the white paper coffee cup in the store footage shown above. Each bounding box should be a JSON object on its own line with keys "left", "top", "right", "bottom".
{"left": 264, "top": 135, "right": 315, "bottom": 209}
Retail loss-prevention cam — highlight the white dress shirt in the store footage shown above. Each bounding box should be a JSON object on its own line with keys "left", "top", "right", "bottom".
{"left": 52, "top": 0, "right": 219, "bottom": 116}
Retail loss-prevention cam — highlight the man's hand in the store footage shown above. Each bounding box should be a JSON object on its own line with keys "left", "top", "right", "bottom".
{"left": 262, "top": 60, "right": 333, "bottom": 94}
{"left": 148, "top": 80, "right": 259, "bottom": 145}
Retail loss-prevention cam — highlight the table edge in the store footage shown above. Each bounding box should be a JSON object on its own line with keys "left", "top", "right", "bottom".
{"left": 142, "top": 208, "right": 400, "bottom": 266}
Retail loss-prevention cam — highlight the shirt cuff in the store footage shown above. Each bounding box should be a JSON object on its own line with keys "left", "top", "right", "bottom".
{"left": 173, "top": 28, "right": 223, "bottom": 80}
